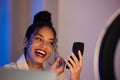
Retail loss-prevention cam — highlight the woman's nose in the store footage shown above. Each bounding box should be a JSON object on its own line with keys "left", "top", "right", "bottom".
{"left": 39, "top": 41, "right": 47, "bottom": 48}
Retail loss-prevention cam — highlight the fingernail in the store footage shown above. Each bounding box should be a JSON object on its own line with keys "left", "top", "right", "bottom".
{"left": 57, "top": 57, "right": 60, "bottom": 60}
{"left": 78, "top": 50, "right": 80, "bottom": 52}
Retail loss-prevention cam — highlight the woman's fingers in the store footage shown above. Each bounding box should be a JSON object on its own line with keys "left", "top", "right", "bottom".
{"left": 51, "top": 56, "right": 65, "bottom": 76}
{"left": 66, "top": 50, "right": 83, "bottom": 80}
{"left": 66, "top": 50, "right": 83, "bottom": 70}
{"left": 78, "top": 50, "right": 83, "bottom": 67}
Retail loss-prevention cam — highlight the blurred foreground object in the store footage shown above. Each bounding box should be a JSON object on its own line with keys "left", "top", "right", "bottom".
{"left": 0, "top": 68, "right": 56, "bottom": 80}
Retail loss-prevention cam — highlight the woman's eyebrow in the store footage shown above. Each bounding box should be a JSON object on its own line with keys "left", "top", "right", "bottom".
{"left": 36, "top": 34, "right": 43, "bottom": 37}
{"left": 36, "top": 34, "right": 54, "bottom": 41}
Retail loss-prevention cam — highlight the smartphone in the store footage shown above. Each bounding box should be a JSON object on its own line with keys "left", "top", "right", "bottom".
{"left": 66, "top": 42, "right": 84, "bottom": 69}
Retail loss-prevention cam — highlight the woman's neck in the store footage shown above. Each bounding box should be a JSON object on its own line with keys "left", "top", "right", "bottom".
{"left": 25, "top": 55, "right": 44, "bottom": 70}
{"left": 27, "top": 61, "right": 43, "bottom": 70}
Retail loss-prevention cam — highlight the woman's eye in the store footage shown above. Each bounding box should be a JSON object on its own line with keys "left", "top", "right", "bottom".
{"left": 48, "top": 42, "right": 54, "bottom": 46}
{"left": 34, "top": 37, "right": 42, "bottom": 41}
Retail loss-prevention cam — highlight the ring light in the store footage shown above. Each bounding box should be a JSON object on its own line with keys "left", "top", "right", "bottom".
{"left": 94, "top": 8, "right": 120, "bottom": 80}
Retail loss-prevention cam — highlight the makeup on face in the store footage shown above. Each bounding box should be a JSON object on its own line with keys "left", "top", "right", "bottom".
{"left": 33, "top": 34, "right": 55, "bottom": 48}
{"left": 26, "top": 27, "right": 55, "bottom": 65}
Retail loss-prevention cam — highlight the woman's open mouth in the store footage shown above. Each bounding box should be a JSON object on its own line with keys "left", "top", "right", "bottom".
{"left": 35, "top": 49, "right": 47, "bottom": 58}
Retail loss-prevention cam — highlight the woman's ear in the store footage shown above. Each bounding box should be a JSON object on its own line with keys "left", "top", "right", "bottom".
{"left": 23, "top": 37, "right": 28, "bottom": 48}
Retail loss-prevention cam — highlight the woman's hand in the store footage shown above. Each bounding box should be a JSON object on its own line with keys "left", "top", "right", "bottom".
{"left": 50, "top": 56, "right": 65, "bottom": 76}
{"left": 66, "top": 50, "right": 83, "bottom": 80}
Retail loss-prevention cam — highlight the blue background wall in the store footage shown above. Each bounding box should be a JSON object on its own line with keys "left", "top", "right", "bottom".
{"left": 0, "top": 0, "right": 44, "bottom": 66}
{"left": 0, "top": 0, "right": 11, "bottom": 66}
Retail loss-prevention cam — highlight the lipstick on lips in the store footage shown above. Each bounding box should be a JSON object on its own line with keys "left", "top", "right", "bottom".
{"left": 35, "top": 49, "right": 47, "bottom": 58}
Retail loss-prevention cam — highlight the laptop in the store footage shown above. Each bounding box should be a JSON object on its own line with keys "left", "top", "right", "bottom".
{"left": 0, "top": 68, "right": 56, "bottom": 80}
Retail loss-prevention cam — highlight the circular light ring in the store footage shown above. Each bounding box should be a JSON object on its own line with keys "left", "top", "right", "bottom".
{"left": 99, "top": 14, "right": 120, "bottom": 80}
{"left": 94, "top": 8, "right": 120, "bottom": 80}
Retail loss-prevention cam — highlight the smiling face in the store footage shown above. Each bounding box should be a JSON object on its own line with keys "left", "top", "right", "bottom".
{"left": 25, "top": 26, "right": 55, "bottom": 67}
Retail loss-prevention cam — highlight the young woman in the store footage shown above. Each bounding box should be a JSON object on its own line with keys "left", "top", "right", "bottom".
{"left": 4, "top": 11, "right": 83, "bottom": 80}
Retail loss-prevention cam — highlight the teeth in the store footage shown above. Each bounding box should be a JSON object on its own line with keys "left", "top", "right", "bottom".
{"left": 36, "top": 50, "right": 45, "bottom": 56}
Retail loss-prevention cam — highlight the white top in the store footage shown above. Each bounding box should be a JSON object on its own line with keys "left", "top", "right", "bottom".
{"left": 4, "top": 54, "right": 29, "bottom": 70}
{"left": 4, "top": 54, "right": 47, "bottom": 71}
{"left": 4, "top": 54, "right": 68, "bottom": 80}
